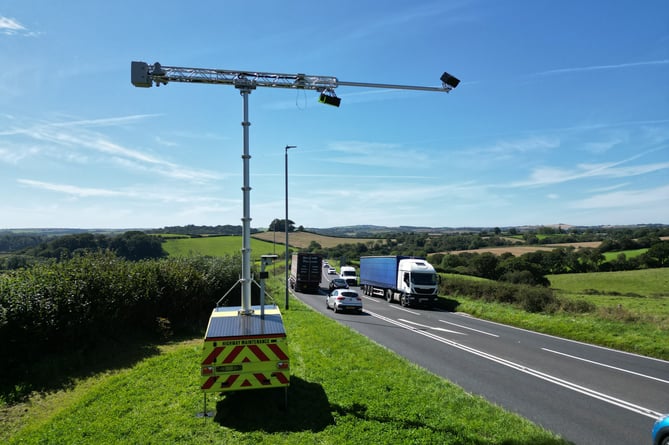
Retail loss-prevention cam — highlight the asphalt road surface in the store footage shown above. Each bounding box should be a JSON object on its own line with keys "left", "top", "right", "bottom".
{"left": 292, "top": 271, "right": 669, "bottom": 445}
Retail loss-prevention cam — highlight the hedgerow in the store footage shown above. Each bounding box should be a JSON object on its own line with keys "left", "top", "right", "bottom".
{"left": 439, "top": 276, "right": 558, "bottom": 313}
{"left": 0, "top": 251, "right": 242, "bottom": 383}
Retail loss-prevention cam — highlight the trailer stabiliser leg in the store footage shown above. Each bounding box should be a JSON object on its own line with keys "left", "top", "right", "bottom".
{"left": 196, "top": 393, "right": 215, "bottom": 418}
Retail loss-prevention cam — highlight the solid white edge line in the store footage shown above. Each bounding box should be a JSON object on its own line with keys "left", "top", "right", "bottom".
{"left": 367, "top": 309, "right": 663, "bottom": 420}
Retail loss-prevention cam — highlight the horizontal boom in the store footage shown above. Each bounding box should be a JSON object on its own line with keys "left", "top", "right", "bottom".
{"left": 131, "top": 61, "right": 458, "bottom": 93}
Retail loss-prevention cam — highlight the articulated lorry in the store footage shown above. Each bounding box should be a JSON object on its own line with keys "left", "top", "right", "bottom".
{"left": 290, "top": 253, "right": 323, "bottom": 293}
{"left": 359, "top": 255, "right": 439, "bottom": 307}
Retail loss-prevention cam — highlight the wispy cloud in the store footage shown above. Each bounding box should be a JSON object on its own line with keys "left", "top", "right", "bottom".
{"left": 18, "top": 179, "right": 129, "bottom": 198}
{"left": 48, "top": 114, "right": 162, "bottom": 129}
{"left": 341, "top": 2, "right": 473, "bottom": 42}
{"left": 3, "top": 115, "right": 221, "bottom": 182}
{"left": 510, "top": 161, "right": 669, "bottom": 187}
{"left": 0, "top": 16, "right": 25, "bottom": 33}
{"left": 478, "top": 136, "right": 560, "bottom": 156}
{"left": 533, "top": 59, "right": 669, "bottom": 77}
{"left": 571, "top": 184, "right": 669, "bottom": 209}
{"left": 0, "top": 16, "right": 39, "bottom": 37}
{"left": 325, "top": 140, "right": 434, "bottom": 169}
{"left": 17, "top": 178, "right": 229, "bottom": 205}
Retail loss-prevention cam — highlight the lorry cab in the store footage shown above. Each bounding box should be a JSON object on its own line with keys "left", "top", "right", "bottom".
{"left": 397, "top": 259, "right": 439, "bottom": 305}
{"left": 339, "top": 265, "right": 358, "bottom": 286}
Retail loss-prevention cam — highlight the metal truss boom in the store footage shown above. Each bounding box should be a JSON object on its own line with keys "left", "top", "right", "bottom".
{"left": 131, "top": 61, "right": 457, "bottom": 93}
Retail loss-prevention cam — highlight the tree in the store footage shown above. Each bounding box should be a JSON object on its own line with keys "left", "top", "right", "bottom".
{"left": 269, "top": 219, "right": 295, "bottom": 232}
{"left": 647, "top": 240, "right": 669, "bottom": 267}
{"left": 111, "top": 231, "right": 166, "bottom": 261}
{"left": 471, "top": 252, "right": 499, "bottom": 280}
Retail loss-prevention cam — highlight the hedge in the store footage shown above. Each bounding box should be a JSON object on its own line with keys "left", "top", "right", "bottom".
{"left": 439, "top": 275, "right": 557, "bottom": 313}
{"left": 0, "top": 251, "right": 245, "bottom": 383}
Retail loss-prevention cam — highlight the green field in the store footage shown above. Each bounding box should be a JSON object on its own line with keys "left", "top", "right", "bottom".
{"left": 163, "top": 236, "right": 281, "bottom": 259}
{"left": 446, "top": 268, "right": 669, "bottom": 359}
{"left": 548, "top": 267, "right": 669, "bottom": 297}
{"left": 601, "top": 248, "right": 648, "bottom": 261}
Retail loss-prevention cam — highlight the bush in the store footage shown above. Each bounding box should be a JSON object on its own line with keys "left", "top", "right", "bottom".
{"left": 0, "top": 251, "right": 242, "bottom": 383}
{"left": 439, "top": 276, "right": 557, "bottom": 313}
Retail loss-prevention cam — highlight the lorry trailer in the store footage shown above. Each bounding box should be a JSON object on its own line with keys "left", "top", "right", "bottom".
{"left": 290, "top": 253, "right": 323, "bottom": 293}
{"left": 359, "top": 255, "right": 439, "bottom": 307}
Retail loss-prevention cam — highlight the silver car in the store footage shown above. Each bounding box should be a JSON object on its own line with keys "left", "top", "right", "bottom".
{"left": 326, "top": 289, "right": 363, "bottom": 313}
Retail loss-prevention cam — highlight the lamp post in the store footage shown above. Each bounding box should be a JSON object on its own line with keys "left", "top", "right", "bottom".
{"left": 284, "top": 145, "right": 297, "bottom": 309}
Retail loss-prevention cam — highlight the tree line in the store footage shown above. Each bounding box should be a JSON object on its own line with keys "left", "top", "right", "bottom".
{"left": 1, "top": 231, "right": 166, "bottom": 270}
{"left": 147, "top": 224, "right": 260, "bottom": 236}
{"left": 302, "top": 227, "right": 669, "bottom": 286}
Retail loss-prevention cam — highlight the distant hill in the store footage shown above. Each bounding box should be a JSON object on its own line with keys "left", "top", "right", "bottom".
{"left": 306, "top": 225, "right": 474, "bottom": 237}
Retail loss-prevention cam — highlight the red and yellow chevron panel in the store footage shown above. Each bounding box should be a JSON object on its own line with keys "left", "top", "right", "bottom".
{"left": 200, "top": 305, "right": 290, "bottom": 393}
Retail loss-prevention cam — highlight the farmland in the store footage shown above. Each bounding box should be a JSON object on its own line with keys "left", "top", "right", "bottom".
{"left": 447, "top": 241, "right": 603, "bottom": 256}
{"left": 251, "top": 230, "right": 378, "bottom": 249}
{"left": 160, "top": 232, "right": 378, "bottom": 258}
{"left": 162, "top": 235, "right": 279, "bottom": 258}
{"left": 3, "top": 229, "right": 668, "bottom": 444}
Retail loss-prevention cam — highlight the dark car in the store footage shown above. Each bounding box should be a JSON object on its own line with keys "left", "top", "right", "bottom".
{"left": 329, "top": 277, "right": 349, "bottom": 291}
{"left": 653, "top": 413, "right": 669, "bottom": 445}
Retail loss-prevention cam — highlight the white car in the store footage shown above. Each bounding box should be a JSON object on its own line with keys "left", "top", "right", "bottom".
{"left": 326, "top": 289, "right": 363, "bottom": 313}
{"left": 327, "top": 267, "right": 337, "bottom": 275}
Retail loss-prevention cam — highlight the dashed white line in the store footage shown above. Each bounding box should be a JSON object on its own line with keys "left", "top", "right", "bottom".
{"left": 389, "top": 305, "right": 421, "bottom": 315}
{"left": 438, "top": 319, "right": 499, "bottom": 337}
{"left": 542, "top": 348, "right": 669, "bottom": 385}
{"left": 399, "top": 318, "right": 465, "bottom": 335}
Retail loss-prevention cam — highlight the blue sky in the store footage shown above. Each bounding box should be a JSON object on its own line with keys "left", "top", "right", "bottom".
{"left": 1, "top": 1, "right": 668, "bottom": 230}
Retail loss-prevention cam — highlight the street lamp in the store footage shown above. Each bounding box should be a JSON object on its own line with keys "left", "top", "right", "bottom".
{"left": 284, "top": 145, "right": 297, "bottom": 309}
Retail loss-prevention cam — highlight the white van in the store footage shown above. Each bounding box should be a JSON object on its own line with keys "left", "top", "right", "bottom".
{"left": 339, "top": 265, "right": 358, "bottom": 286}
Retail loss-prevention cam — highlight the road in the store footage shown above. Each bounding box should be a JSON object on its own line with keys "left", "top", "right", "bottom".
{"left": 292, "top": 270, "right": 669, "bottom": 445}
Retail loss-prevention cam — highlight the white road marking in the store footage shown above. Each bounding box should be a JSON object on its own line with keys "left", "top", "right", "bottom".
{"left": 366, "top": 309, "right": 663, "bottom": 420}
{"left": 399, "top": 318, "right": 465, "bottom": 335}
{"left": 542, "top": 348, "right": 669, "bottom": 385}
{"left": 455, "top": 312, "right": 669, "bottom": 364}
{"left": 438, "top": 319, "right": 499, "bottom": 337}
{"left": 389, "top": 305, "right": 421, "bottom": 315}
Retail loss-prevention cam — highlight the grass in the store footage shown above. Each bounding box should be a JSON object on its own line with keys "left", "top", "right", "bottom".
{"left": 163, "top": 235, "right": 280, "bottom": 258}
{"left": 252, "top": 231, "right": 379, "bottom": 249}
{"left": 441, "top": 269, "right": 669, "bottom": 360}
{"left": 602, "top": 248, "right": 648, "bottom": 261}
{"left": 3, "top": 281, "right": 567, "bottom": 445}
{"left": 548, "top": 268, "right": 669, "bottom": 298}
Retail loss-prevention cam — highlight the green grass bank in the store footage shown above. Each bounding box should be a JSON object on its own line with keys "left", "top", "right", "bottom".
{"left": 4, "top": 289, "right": 567, "bottom": 445}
